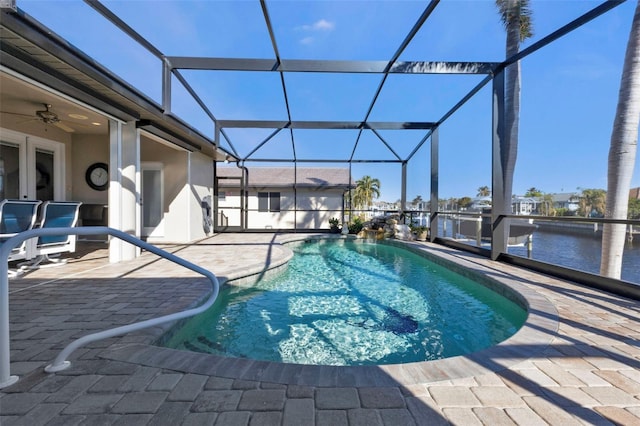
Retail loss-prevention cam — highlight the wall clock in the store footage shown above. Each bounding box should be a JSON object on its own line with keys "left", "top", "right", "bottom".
{"left": 85, "top": 162, "right": 109, "bottom": 191}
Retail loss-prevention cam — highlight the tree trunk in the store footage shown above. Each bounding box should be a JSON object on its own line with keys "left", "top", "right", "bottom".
{"left": 502, "top": 23, "right": 520, "bottom": 214}
{"left": 495, "top": 0, "right": 522, "bottom": 253}
{"left": 600, "top": 1, "right": 640, "bottom": 279}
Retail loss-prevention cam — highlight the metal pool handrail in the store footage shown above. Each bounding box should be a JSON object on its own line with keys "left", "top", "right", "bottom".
{"left": 0, "top": 226, "right": 220, "bottom": 389}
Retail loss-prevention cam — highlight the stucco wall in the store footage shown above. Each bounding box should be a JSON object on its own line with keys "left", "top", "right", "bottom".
{"left": 295, "top": 189, "right": 343, "bottom": 229}
{"left": 188, "top": 153, "right": 214, "bottom": 239}
{"left": 140, "top": 140, "right": 213, "bottom": 243}
{"left": 71, "top": 133, "right": 109, "bottom": 203}
{"left": 217, "top": 188, "right": 243, "bottom": 227}
{"left": 232, "top": 188, "right": 344, "bottom": 230}
{"left": 141, "top": 138, "right": 188, "bottom": 242}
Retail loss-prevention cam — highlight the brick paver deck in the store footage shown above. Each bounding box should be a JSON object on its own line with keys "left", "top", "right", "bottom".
{"left": 1, "top": 233, "right": 639, "bottom": 425}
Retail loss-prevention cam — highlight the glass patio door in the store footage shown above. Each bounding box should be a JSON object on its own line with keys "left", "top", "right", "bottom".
{"left": 0, "top": 142, "right": 21, "bottom": 200}
{"left": 33, "top": 148, "right": 55, "bottom": 201}
{"left": 0, "top": 130, "right": 64, "bottom": 201}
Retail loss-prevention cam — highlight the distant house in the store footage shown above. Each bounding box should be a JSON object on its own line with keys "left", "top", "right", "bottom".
{"left": 468, "top": 196, "right": 492, "bottom": 211}
{"left": 364, "top": 200, "right": 398, "bottom": 221}
{"left": 512, "top": 196, "right": 537, "bottom": 215}
{"left": 216, "top": 167, "right": 352, "bottom": 230}
{"left": 551, "top": 193, "right": 581, "bottom": 213}
{"left": 631, "top": 187, "right": 640, "bottom": 200}
{"left": 372, "top": 201, "right": 398, "bottom": 212}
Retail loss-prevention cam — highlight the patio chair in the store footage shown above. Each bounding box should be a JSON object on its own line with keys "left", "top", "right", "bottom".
{"left": 0, "top": 199, "right": 42, "bottom": 277}
{"left": 19, "top": 201, "right": 82, "bottom": 270}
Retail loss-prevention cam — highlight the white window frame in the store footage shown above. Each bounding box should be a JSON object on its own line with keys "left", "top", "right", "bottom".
{"left": 0, "top": 127, "right": 65, "bottom": 200}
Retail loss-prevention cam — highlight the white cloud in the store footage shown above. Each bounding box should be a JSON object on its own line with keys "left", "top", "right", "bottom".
{"left": 298, "top": 19, "right": 335, "bottom": 32}
{"left": 299, "top": 36, "right": 315, "bottom": 45}
{"left": 311, "top": 19, "right": 335, "bottom": 31}
{"left": 297, "top": 18, "right": 334, "bottom": 44}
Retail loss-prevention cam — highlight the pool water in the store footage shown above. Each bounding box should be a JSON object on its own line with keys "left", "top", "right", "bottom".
{"left": 163, "top": 239, "right": 526, "bottom": 366}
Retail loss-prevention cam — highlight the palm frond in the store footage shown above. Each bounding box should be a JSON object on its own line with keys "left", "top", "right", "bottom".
{"left": 495, "top": 0, "right": 533, "bottom": 42}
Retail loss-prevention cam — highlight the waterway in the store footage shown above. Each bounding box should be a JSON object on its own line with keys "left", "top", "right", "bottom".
{"left": 507, "top": 230, "right": 640, "bottom": 285}
{"left": 435, "top": 217, "right": 640, "bottom": 285}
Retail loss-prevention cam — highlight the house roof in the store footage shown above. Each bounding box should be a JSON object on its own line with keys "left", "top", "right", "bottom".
{"left": 217, "top": 167, "right": 352, "bottom": 189}
{"left": 551, "top": 193, "right": 580, "bottom": 203}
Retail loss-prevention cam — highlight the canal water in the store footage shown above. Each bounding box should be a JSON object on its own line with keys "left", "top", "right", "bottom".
{"left": 436, "top": 218, "right": 640, "bottom": 285}
{"left": 507, "top": 230, "right": 640, "bottom": 285}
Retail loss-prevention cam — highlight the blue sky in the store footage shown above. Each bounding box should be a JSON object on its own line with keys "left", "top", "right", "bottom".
{"left": 19, "top": 0, "right": 639, "bottom": 202}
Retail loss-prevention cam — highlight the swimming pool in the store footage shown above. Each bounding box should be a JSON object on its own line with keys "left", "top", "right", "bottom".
{"left": 162, "top": 239, "right": 527, "bottom": 366}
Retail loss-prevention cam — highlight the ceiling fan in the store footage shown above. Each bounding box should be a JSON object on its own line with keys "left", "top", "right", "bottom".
{"left": 1, "top": 103, "right": 76, "bottom": 133}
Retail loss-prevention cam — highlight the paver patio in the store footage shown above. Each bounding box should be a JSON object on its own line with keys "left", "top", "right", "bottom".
{"left": 1, "top": 233, "right": 639, "bottom": 425}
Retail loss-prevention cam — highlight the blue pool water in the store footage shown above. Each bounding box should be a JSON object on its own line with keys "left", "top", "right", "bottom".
{"left": 163, "top": 239, "right": 527, "bottom": 366}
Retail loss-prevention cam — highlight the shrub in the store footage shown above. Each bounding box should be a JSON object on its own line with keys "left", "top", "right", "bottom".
{"left": 348, "top": 217, "right": 364, "bottom": 234}
{"left": 409, "top": 224, "right": 427, "bottom": 233}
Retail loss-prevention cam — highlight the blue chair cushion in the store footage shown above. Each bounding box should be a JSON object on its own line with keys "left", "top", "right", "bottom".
{"left": 38, "top": 203, "right": 80, "bottom": 246}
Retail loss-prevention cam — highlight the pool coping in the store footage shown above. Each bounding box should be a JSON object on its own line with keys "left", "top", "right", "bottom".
{"left": 100, "top": 236, "right": 559, "bottom": 387}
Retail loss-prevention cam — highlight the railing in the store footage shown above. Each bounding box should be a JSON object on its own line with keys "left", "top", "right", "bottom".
{"left": 0, "top": 226, "right": 220, "bottom": 389}
{"left": 429, "top": 211, "right": 640, "bottom": 299}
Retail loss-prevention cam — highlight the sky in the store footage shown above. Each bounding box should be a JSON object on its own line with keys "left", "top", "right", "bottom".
{"left": 17, "top": 0, "right": 639, "bottom": 202}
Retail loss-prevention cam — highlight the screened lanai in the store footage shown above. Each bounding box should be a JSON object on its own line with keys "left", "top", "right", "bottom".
{"left": 1, "top": 0, "right": 638, "bottom": 293}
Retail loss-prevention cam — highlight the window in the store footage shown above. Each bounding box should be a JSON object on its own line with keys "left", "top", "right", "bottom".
{"left": 270, "top": 192, "right": 280, "bottom": 212}
{"left": 218, "top": 191, "right": 226, "bottom": 201}
{"left": 258, "top": 192, "right": 280, "bottom": 212}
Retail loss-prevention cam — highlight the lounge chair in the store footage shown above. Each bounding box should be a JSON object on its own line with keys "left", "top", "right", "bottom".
{"left": 19, "top": 201, "right": 82, "bottom": 270}
{"left": 0, "top": 199, "right": 42, "bottom": 277}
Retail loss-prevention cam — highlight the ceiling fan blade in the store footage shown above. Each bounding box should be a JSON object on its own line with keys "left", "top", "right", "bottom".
{"left": 0, "top": 111, "right": 34, "bottom": 119}
{"left": 16, "top": 117, "right": 39, "bottom": 125}
{"left": 54, "top": 121, "right": 75, "bottom": 133}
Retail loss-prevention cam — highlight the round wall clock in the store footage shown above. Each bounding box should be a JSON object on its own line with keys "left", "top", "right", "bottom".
{"left": 85, "top": 162, "right": 109, "bottom": 191}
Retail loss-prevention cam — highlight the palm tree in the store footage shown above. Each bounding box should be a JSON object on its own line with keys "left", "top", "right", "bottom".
{"left": 601, "top": 2, "right": 640, "bottom": 279}
{"left": 539, "top": 193, "right": 555, "bottom": 216}
{"left": 524, "top": 187, "right": 542, "bottom": 197}
{"left": 578, "top": 188, "right": 606, "bottom": 217}
{"left": 495, "top": 0, "right": 533, "bottom": 212}
{"left": 352, "top": 175, "right": 381, "bottom": 210}
{"left": 458, "top": 196, "right": 473, "bottom": 209}
{"left": 629, "top": 196, "right": 640, "bottom": 220}
{"left": 477, "top": 186, "right": 491, "bottom": 197}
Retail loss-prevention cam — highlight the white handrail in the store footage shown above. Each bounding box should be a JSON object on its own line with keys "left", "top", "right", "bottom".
{"left": 0, "top": 226, "right": 220, "bottom": 388}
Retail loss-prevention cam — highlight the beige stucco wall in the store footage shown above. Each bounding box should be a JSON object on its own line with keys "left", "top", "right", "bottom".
{"left": 141, "top": 139, "right": 213, "bottom": 243}
{"left": 217, "top": 190, "right": 243, "bottom": 227}
{"left": 70, "top": 133, "right": 110, "bottom": 203}
{"left": 188, "top": 152, "right": 214, "bottom": 239}
{"left": 141, "top": 138, "right": 187, "bottom": 242}
{"left": 227, "top": 187, "right": 343, "bottom": 230}
{"left": 295, "top": 189, "right": 343, "bottom": 229}
{"left": 245, "top": 190, "right": 296, "bottom": 229}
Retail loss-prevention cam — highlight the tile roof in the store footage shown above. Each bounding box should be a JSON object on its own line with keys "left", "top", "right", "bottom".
{"left": 217, "top": 167, "right": 352, "bottom": 188}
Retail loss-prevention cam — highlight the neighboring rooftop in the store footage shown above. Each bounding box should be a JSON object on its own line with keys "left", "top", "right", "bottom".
{"left": 217, "top": 166, "right": 353, "bottom": 189}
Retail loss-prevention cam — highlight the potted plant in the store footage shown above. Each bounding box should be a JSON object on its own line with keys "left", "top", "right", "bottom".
{"left": 410, "top": 224, "right": 429, "bottom": 241}
{"left": 348, "top": 216, "right": 364, "bottom": 234}
{"left": 329, "top": 217, "right": 341, "bottom": 233}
